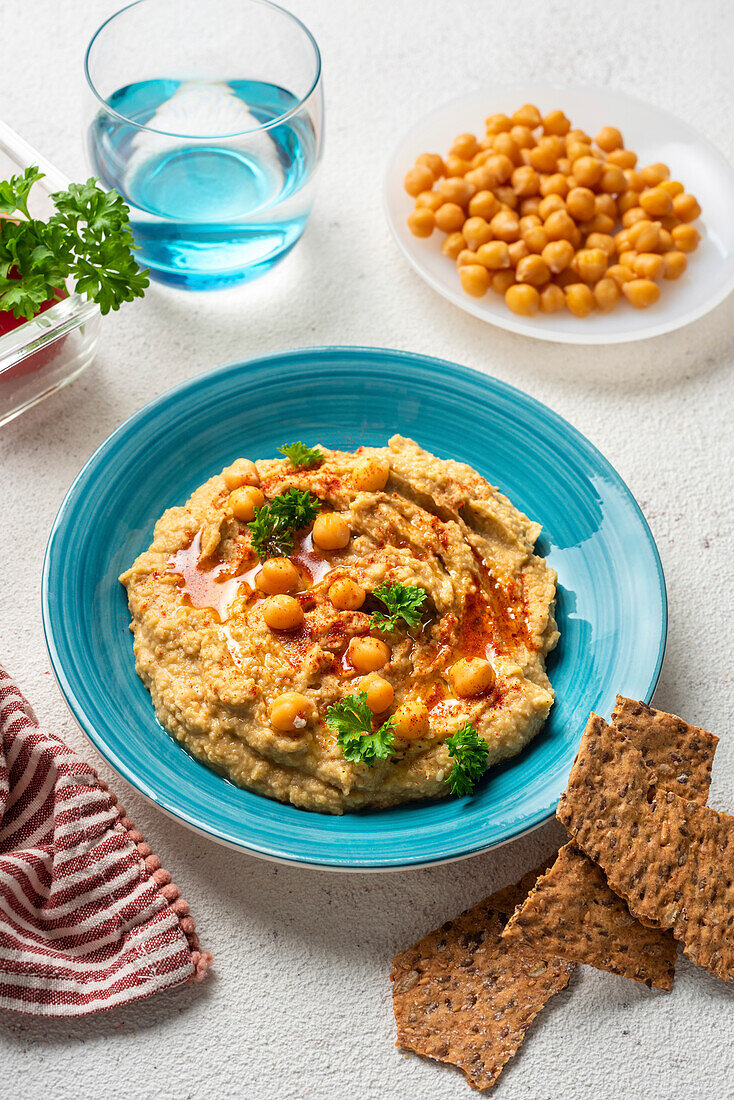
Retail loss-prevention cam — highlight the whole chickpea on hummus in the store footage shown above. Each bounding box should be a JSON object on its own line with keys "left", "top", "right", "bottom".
{"left": 119, "top": 437, "right": 558, "bottom": 814}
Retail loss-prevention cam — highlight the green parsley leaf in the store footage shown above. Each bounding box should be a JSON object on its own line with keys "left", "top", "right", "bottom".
{"left": 247, "top": 487, "right": 322, "bottom": 560}
{"left": 278, "top": 441, "right": 323, "bottom": 469}
{"left": 370, "top": 582, "right": 427, "bottom": 633}
{"left": 0, "top": 166, "right": 148, "bottom": 321}
{"left": 325, "top": 692, "right": 396, "bottom": 766}
{"left": 445, "top": 722, "right": 489, "bottom": 797}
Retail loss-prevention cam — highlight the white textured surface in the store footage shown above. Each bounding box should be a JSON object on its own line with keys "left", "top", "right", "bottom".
{"left": 1, "top": 1, "right": 734, "bottom": 1097}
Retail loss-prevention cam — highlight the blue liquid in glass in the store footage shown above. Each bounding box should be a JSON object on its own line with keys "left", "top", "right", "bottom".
{"left": 88, "top": 79, "right": 318, "bottom": 288}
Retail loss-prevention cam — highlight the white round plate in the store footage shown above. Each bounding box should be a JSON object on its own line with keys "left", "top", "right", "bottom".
{"left": 384, "top": 84, "right": 734, "bottom": 344}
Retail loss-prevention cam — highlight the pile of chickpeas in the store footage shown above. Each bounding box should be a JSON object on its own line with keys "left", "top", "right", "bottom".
{"left": 404, "top": 105, "right": 702, "bottom": 318}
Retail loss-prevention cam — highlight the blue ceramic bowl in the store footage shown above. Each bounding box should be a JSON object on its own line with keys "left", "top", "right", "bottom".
{"left": 42, "top": 347, "right": 666, "bottom": 869}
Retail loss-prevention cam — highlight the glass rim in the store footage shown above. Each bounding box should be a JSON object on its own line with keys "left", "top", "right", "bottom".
{"left": 84, "top": 0, "right": 322, "bottom": 139}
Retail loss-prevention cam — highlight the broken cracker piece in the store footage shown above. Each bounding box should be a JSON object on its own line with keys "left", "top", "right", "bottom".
{"left": 558, "top": 713, "right": 734, "bottom": 984}
{"left": 503, "top": 698, "right": 718, "bottom": 990}
{"left": 391, "top": 863, "right": 574, "bottom": 1091}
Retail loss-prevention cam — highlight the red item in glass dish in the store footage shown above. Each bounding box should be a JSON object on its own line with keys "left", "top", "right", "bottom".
{"left": 0, "top": 269, "right": 68, "bottom": 380}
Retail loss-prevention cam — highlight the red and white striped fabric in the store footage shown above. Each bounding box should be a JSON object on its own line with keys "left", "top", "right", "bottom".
{"left": 0, "top": 664, "right": 211, "bottom": 1015}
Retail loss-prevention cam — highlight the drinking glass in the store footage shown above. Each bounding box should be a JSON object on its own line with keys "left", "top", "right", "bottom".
{"left": 85, "top": 0, "right": 323, "bottom": 289}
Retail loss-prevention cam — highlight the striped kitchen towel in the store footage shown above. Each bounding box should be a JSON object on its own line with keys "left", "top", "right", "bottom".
{"left": 0, "top": 665, "right": 211, "bottom": 1015}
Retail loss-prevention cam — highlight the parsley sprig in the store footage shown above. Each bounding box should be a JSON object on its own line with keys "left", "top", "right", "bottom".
{"left": 445, "top": 723, "right": 489, "bottom": 796}
{"left": 0, "top": 167, "right": 148, "bottom": 320}
{"left": 278, "top": 442, "right": 323, "bottom": 469}
{"left": 248, "top": 487, "right": 321, "bottom": 560}
{"left": 371, "top": 582, "right": 427, "bottom": 633}
{"left": 325, "top": 692, "right": 396, "bottom": 766}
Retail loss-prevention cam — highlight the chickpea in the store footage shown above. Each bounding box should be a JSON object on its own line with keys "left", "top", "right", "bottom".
{"left": 544, "top": 210, "right": 576, "bottom": 241}
{"left": 223, "top": 458, "right": 260, "bottom": 491}
{"left": 606, "top": 263, "right": 635, "bottom": 288}
{"left": 450, "top": 132, "right": 479, "bottom": 160}
{"left": 445, "top": 154, "right": 472, "bottom": 178}
{"left": 516, "top": 254, "right": 551, "bottom": 286}
{"left": 520, "top": 195, "right": 543, "bottom": 217}
{"left": 468, "top": 190, "right": 499, "bottom": 219}
{"left": 257, "top": 558, "right": 300, "bottom": 595}
{"left": 671, "top": 224, "right": 700, "bottom": 252}
{"left": 513, "top": 103, "right": 542, "bottom": 128}
{"left": 490, "top": 210, "right": 520, "bottom": 242}
{"left": 633, "top": 252, "right": 665, "bottom": 280}
{"left": 392, "top": 699, "right": 429, "bottom": 740}
{"left": 329, "top": 577, "right": 366, "bottom": 610}
{"left": 629, "top": 219, "right": 661, "bottom": 252}
{"left": 462, "top": 216, "right": 494, "bottom": 250}
{"left": 573, "top": 156, "right": 604, "bottom": 188}
{"left": 270, "top": 692, "right": 313, "bottom": 733}
{"left": 636, "top": 186, "right": 672, "bottom": 219}
{"left": 594, "top": 193, "right": 618, "bottom": 219}
{"left": 660, "top": 179, "right": 684, "bottom": 197}
{"left": 312, "top": 512, "right": 350, "bottom": 551}
{"left": 459, "top": 264, "right": 491, "bottom": 297}
{"left": 442, "top": 232, "right": 466, "bottom": 260}
{"left": 538, "top": 194, "right": 566, "bottom": 220}
{"left": 585, "top": 232, "right": 616, "bottom": 257}
{"left": 449, "top": 657, "right": 496, "bottom": 698}
{"left": 618, "top": 250, "right": 638, "bottom": 269}
{"left": 509, "top": 124, "right": 537, "bottom": 150}
{"left": 663, "top": 250, "right": 688, "bottom": 279}
{"left": 407, "top": 208, "right": 435, "bottom": 237}
{"left": 672, "top": 193, "right": 702, "bottom": 223}
{"left": 415, "top": 190, "right": 442, "bottom": 212}
{"left": 607, "top": 148, "right": 637, "bottom": 169}
{"left": 543, "top": 109, "right": 571, "bottom": 135}
{"left": 352, "top": 456, "right": 390, "bottom": 492}
{"left": 618, "top": 190, "right": 640, "bottom": 215}
{"left": 230, "top": 485, "right": 265, "bottom": 521}
{"left": 522, "top": 225, "right": 549, "bottom": 253}
{"left": 360, "top": 674, "right": 394, "bottom": 714}
{"left": 540, "top": 172, "right": 569, "bottom": 197}
{"left": 485, "top": 153, "right": 514, "bottom": 183}
{"left": 508, "top": 240, "right": 530, "bottom": 266}
{"left": 491, "top": 269, "right": 516, "bottom": 295}
{"left": 599, "top": 165, "right": 627, "bottom": 194}
{"left": 509, "top": 165, "right": 539, "bottom": 196}
{"left": 564, "top": 283, "right": 595, "bottom": 317}
{"left": 404, "top": 164, "right": 435, "bottom": 196}
{"left": 581, "top": 214, "right": 615, "bottom": 236}
{"left": 557, "top": 156, "right": 572, "bottom": 174}
{"left": 593, "top": 277, "right": 621, "bottom": 312}
{"left": 539, "top": 283, "right": 566, "bottom": 313}
{"left": 435, "top": 203, "right": 466, "bottom": 232}
{"left": 595, "top": 125, "right": 623, "bottom": 152}
{"left": 573, "top": 248, "right": 607, "bottom": 283}
{"left": 625, "top": 168, "right": 646, "bottom": 192}
{"left": 641, "top": 163, "right": 670, "bottom": 186}
{"left": 416, "top": 153, "right": 445, "bottom": 178}
{"left": 542, "top": 239, "right": 575, "bottom": 273}
{"left": 566, "top": 128, "right": 591, "bottom": 146}
{"left": 471, "top": 149, "right": 492, "bottom": 168}
{"left": 263, "top": 594, "right": 304, "bottom": 631}
{"left": 505, "top": 283, "right": 540, "bottom": 316}
{"left": 494, "top": 185, "right": 519, "bottom": 209}
{"left": 614, "top": 229, "right": 633, "bottom": 253}
{"left": 566, "top": 141, "right": 593, "bottom": 163}
{"left": 348, "top": 636, "right": 390, "bottom": 673}
{"left": 493, "top": 133, "right": 522, "bottom": 166}
{"left": 658, "top": 228, "right": 674, "bottom": 251}
{"left": 477, "top": 240, "right": 511, "bottom": 269}
{"left": 519, "top": 213, "right": 541, "bottom": 231}
{"left": 622, "top": 278, "right": 660, "bottom": 308}
{"left": 438, "top": 177, "right": 474, "bottom": 206}
{"left": 565, "top": 186, "right": 595, "bottom": 221}
{"left": 529, "top": 140, "right": 560, "bottom": 173}
{"left": 485, "top": 113, "right": 513, "bottom": 134}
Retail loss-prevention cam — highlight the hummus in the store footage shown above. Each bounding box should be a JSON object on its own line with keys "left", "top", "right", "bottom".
{"left": 120, "top": 436, "right": 558, "bottom": 814}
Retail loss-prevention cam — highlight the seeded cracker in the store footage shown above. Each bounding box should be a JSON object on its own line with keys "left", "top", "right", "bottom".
{"left": 391, "top": 864, "right": 574, "bottom": 1091}
{"left": 502, "top": 698, "right": 718, "bottom": 990}
{"left": 558, "top": 713, "right": 734, "bottom": 984}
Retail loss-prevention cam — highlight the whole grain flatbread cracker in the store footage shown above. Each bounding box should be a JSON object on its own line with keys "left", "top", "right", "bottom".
{"left": 502, "top": 699, "right": 718, "bottom": 989}
{"left": 391, "top": 864, "right": 574, "bottom": 1091}
{"left": 558, "top": 713, "right": 734, "bottom": 984}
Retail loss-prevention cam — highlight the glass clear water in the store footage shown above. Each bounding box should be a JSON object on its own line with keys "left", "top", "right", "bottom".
{"left": 85, "top": 0, "right": 323, "bottom": 290}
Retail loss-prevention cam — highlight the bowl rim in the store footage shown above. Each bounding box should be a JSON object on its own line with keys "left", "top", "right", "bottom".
{"left": 41, "top": 345, "right": 668, "bottom": 869}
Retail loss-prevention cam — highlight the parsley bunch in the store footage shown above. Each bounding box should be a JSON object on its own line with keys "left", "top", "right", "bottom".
{"left": 445, "top": 723, "right": 489, "bottom": 796}
{"left": 278, "top": 442, "right": 323, "bottom": 469}
{"left": 0, "top": 166, "right": 148, "bottom": 320}
{"left": 325, "top": 692, "right": 396, "bottom": 766}
{"left": 371, "top": 582, "right": 427, "bottom": 633}
{"left": 248, "top": 487, "right": 321, "bottom": 560}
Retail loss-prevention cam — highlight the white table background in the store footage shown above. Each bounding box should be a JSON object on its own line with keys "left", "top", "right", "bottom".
{"left": 2, "top": 2, "right": 733, "bottom": 1097}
